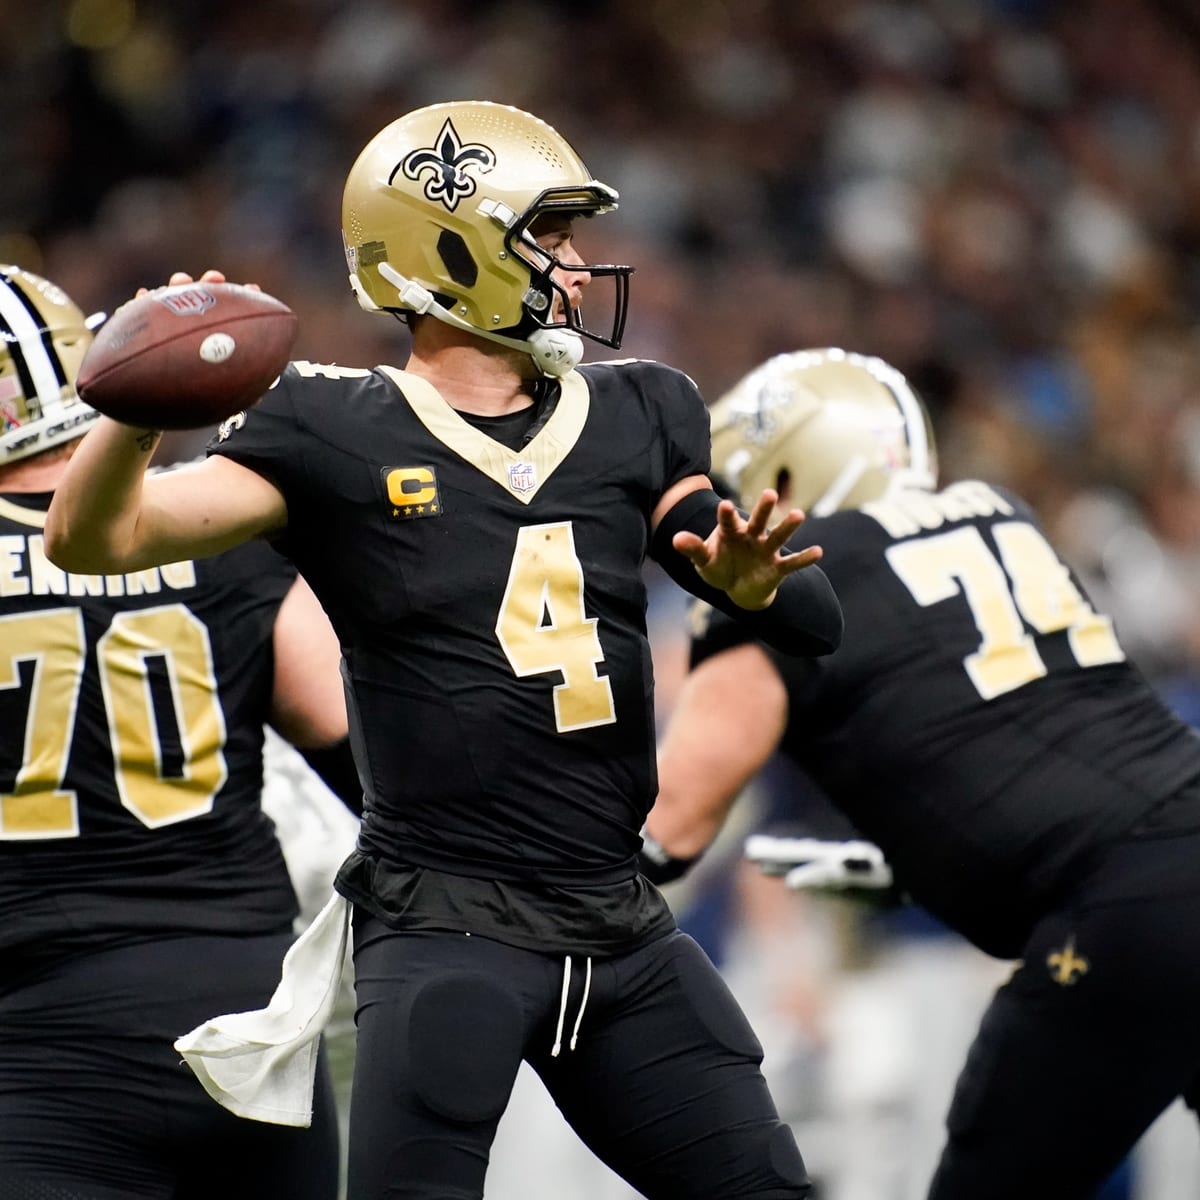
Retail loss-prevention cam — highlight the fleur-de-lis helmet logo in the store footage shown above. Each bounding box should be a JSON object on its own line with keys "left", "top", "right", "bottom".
{"left": 394, "top": 118, "right": 496, "bottom": 212}
{"left": 732, "top": 377, "right": 795, "bottom": 446}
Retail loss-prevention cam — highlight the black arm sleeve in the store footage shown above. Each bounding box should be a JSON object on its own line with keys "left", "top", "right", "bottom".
{"left": 650, "top": 488, "right": 844, "bottom": 657}
{"left": 298, "top": 736, "right": 364, "bottom": 816}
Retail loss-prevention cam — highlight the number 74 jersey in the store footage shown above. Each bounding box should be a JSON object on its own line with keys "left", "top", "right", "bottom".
{"left": 692, "top": 480, "right": 1200, "bottom": 959}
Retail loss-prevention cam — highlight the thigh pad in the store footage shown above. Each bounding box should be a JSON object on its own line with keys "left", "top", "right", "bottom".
{"left": 407, "top": 971, "right": 524, "bottom": 1123}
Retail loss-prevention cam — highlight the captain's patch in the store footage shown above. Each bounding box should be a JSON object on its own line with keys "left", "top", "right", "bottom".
{"left": 383, "top": 465, "right": 442, "bottom": 520}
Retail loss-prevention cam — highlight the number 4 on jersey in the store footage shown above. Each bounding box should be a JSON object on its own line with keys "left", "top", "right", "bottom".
{"left": 496, "top": 522, "right": 616, "bottom": 732}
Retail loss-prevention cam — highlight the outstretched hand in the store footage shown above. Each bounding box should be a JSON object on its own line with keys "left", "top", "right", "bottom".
{"left": 671, "top": 488, "right": 823, "bottom": 611}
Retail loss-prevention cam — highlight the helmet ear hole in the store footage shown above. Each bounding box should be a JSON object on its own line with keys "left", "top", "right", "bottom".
{"left": 437, "top": 230, "right": 478, "bottom": 288}
{"left": 775, "top": 468, "right": 793, "bottom": 505}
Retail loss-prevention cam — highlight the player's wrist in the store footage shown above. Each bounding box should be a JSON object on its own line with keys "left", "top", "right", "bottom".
{"left": 725, "top": 580, "right": 776, "bottom": 611}
{"left": 637, "top": 829, "right": 700, "bottom": 885}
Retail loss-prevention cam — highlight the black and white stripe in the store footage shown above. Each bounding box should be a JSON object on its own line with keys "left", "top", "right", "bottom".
{"left": 0, "top": 268, "right": 68, "bottom": 414}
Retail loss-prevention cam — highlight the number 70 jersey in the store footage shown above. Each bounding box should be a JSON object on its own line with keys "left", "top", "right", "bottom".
{"left": 0, "top": 493, "right": 299, "bottom": 957}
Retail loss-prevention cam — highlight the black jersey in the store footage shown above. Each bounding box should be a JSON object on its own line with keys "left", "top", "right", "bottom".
{"left": 692, "top": 481, "right": 1200, "bottom": 958}
{"left": 0, "top": 492, "right": 299, "bottom": 962}
{"left": 211, "top": 359, "right": 709, "bottom": 888}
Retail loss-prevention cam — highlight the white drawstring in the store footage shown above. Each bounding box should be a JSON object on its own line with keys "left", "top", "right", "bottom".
{"left": 570, "top": 957, "right": 592, "bottom": 1052}
{"left": 551, "top": 956, "right": 572, "bottom": 1057}
{"left": 550, "top": 954, "right": 593, "bottom": 1057}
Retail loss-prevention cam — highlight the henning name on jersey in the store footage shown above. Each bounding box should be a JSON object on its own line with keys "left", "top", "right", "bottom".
{"left": 0, "top": 532, "right": 197, "bottom": 598}
{"left": 862, "top": 480, "right": 1014, "bottom": 539}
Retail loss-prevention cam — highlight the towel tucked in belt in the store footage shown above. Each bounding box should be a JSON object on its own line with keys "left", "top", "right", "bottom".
{"left": 174, "top": 889, "right": 351, "bottom": 1127}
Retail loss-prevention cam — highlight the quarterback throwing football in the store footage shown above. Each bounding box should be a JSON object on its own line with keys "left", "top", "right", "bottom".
{"left": 46, "top": 102, "right": 844, "bottom": 1200}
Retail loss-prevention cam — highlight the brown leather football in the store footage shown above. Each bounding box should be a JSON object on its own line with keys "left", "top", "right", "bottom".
{"left": 76, "top": 282, "right": 298, "bottom": 430}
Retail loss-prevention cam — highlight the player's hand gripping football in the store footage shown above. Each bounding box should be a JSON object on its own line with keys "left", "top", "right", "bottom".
{"left": 76, "top": 266, "right": 293, "bottom": 431}
{"left": 671, "top": 488, "right": 823, "bottom": 611}
{"left": 135, "top": 268, "right": 254, "bottom": 296}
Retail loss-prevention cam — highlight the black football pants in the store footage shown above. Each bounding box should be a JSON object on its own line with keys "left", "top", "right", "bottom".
{"left": 346, "top": 918, "right": 811, "bottom": 1199}
{"left": 0, "top": 930, "right": 340, "bottom": 1200}
{"left": 929, "top": 820, "right": 1200, "bottom": 1199}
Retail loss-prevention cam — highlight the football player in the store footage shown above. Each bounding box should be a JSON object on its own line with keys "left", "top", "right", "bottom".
{"left": 0, "top": 265, "right": 357, "bottom": 1200}
{"left": 644, "top": 347, "right": 1200, "bottom": 1199}
{"left": 44, "top": 101, "right": 843, "bottom": 1199}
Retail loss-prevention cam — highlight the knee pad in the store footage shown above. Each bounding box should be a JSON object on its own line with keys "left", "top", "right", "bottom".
{"left": 407, "top": 971, "right": 524, "bottom": 1123}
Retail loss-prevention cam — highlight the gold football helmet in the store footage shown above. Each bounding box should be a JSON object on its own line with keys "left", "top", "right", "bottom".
{"left": 710, "top": 348, "right": 937, "bottom": 516}
{"left": 342, "top": 100, "right": 632, "bottom": 377}
{"left": 0, "top": 265, "right": 101, "bottom": 464}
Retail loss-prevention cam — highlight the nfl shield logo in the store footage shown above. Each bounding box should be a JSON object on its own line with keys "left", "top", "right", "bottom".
{"left": 509, "top": 461, "right": 536, "bottom": 493}
{"left": 155, "top": 287, "right": 216, "bottom": 317}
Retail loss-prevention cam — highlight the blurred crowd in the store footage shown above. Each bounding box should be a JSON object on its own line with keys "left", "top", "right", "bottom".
{"left": 7, "top": 0, "right": 1200, "bottom": 698}
{"left": 7, "top": 3, "right": 1200, "bottom": 1196}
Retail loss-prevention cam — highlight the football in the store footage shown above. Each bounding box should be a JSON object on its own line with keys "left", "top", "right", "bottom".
{"left": 76, "top": 282, "right": 298, "bottom": 430}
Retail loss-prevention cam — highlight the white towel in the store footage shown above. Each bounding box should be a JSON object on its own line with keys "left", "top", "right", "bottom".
{"left": 174, "top": 889, "right": 351, "bottom": 1126}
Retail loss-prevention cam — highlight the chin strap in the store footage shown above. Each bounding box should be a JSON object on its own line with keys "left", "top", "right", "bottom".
{"left": 363, "top": 263, "right": 583, "bottom": 378}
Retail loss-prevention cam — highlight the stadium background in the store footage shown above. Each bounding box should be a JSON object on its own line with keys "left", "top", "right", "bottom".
{"left": 7, "top": 1, "right": 1200, "bottom": 1197}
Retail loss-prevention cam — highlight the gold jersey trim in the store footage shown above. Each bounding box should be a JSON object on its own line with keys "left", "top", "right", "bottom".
{"left": 377, "top": 366, "right": 589, "bottom": 505}
{"left": 0, "top": 496, "right": 47, "bottom": 528}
